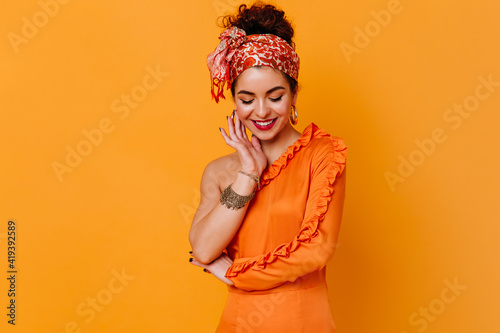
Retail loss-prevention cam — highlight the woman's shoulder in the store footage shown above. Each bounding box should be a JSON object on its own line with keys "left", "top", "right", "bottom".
{"left": 202, "top": 152, "right": 241, "bottom": 190}
{"left": 302, "top": 124, "right": 348, "bottom": 176}
{"left": 206, "top": 152, "right": 241, "bottom": 173}
{"left": 307, "top": 123, "right": 347, "bottom": 156}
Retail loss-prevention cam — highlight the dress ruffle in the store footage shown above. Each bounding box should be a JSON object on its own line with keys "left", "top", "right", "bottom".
{"left": 225, "top": 123, "right": 347, "bottom": 278}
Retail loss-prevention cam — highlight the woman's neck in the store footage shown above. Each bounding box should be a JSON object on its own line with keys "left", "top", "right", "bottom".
{"left": 259, "top": 123, "right": 302, "bottom": 167}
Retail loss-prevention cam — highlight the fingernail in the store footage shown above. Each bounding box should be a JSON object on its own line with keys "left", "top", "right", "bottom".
{"left": 203, "top": 268, "right": 207, "bottom": 272}
{"left": 226, "top": 116, "right": 228, "bottom": 120}
{"left": 189, "top": 258, "right": 193, "bottom": 262}
{"left": 219, "top": 127, "right": 221, "bottom": 132}
{"left": 189, "top": 251, "right": 193, "bottom": 255}
{"left": 232, "top": 110, "right": 235, "bottom": 117}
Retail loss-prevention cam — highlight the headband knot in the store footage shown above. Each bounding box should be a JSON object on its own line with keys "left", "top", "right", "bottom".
{"left": 206, "top": 27, "right": 247, "bottom": 102}
{"left": 207, "top": 26, "right": 300, "bottom": 103}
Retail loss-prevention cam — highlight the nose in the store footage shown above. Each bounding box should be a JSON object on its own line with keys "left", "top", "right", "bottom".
{"left": 253, "top": 99, "right": 271, "bottom": 118}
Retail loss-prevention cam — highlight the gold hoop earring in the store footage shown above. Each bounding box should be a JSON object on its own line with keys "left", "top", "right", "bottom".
{"left": 290, "top": 105, "right": 298, "bottom": 125}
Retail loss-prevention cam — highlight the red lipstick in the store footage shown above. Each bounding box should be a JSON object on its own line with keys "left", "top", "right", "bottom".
{"left": 252, "top": 118, "right": 277, "bottom": 131}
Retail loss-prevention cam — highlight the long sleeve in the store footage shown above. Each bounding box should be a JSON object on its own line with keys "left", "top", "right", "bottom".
{"left": 225, "top": 136, "right": 347, "bottom": 291}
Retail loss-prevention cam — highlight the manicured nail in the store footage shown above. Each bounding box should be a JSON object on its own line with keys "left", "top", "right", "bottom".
{"left": 219, "top": 127, "right": 221, "bottom": 132}
{"left": 189, "top": 251, "right": 193, "bottom": 255}
{"left": 189, "top": 258, "right": 193, "bottom": 262}
{"left": 232, "top": 110, "right": 235, "bottom": 117}
{"left": 203, "top": 268, "right": 207, "bottom": 272}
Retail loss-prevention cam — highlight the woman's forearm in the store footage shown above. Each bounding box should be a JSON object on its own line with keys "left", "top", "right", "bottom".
{"left": 189, "top": 172, "right": 257, "bottom": 264}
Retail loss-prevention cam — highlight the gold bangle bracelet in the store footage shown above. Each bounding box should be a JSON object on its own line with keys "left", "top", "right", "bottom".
{"left": 220, "top": 184, "right": 255, "bottom": 210}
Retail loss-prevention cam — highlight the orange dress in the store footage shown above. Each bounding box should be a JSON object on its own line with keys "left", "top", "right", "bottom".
{"left": 216, "top": 123, "right": 347, "bottom": 333}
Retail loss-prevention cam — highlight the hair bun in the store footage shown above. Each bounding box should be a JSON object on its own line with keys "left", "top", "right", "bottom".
{"left": 218, "top": 1, "right": 295, "bottom": 50}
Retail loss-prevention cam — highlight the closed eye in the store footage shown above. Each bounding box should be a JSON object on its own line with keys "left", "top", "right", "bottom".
{"left": 240, "top": 95, "right": 283, "bottom": 104}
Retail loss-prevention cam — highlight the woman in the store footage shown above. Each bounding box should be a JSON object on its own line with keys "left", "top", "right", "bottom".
{"left": 189, "top": 2, "right": 347, "bottom": 332}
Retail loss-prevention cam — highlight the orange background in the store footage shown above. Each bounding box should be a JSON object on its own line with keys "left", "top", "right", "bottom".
{"left": 1, "top": 0, "right": 499, "bottom": 332}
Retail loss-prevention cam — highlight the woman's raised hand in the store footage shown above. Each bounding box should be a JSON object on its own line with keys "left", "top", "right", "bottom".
{"left": 220, "top": 111, "right": 267, "bottom": 176}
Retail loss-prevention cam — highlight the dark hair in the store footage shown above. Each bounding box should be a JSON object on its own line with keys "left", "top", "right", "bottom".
{"left": 217, "top": 1, "right": 299, "bottom": 97}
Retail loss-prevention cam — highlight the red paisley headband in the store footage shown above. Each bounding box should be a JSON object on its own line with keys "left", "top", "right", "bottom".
{"left": 206, "top": 26, "right": 300, "bottom": 103}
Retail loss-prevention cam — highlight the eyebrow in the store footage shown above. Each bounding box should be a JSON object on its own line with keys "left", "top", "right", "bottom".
{"left": 237, "top": 86, "right": 286, "bottom": 96}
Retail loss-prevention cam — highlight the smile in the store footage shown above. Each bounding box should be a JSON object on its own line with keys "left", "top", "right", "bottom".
{"left": 252, "top": 118, "right": 277, "bottom": 130}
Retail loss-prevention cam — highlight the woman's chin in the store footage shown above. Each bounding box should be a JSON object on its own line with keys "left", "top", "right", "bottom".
{"left": 251, "top": 127, "right": 276, "bottom": 139}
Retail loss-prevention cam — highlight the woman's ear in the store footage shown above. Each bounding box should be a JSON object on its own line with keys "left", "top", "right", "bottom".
{"left": 292, "top": 88, "right": 298, "bottom": 106}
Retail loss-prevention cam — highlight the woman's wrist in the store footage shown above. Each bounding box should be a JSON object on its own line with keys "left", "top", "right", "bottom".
{"left": 230, "top": 172, "right": 258, "bottom": 196}
{"left": 238, "top": 170, "right": 260, "bottom": 189}
{"left": 240, "top": 167, "right": 260, "bottom": 176}
{"left": 219, "top": 171, "right": 258, "bottom": 210}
